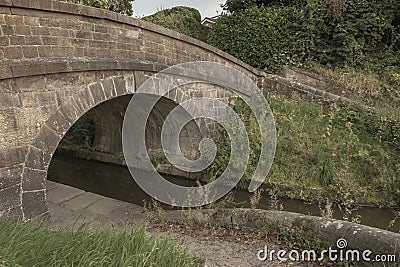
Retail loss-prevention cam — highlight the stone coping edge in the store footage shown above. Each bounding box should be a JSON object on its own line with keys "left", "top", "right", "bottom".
{"left": 159, "top": 208, "right": 400, "bottom": 260}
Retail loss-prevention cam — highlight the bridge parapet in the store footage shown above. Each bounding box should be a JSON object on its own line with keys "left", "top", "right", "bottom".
{"left": 0, "top": 0, "right": 260, "bottom": 80}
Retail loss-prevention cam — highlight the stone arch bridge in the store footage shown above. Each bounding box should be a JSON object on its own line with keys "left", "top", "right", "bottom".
{"left": 0, "top": 0, "right": 272, "bottom": 219}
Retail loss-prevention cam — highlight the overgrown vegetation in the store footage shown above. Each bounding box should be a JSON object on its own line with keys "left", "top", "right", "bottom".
{"left": 211, "top": 0, "right": 399, "bottom": 72}
{"left": 208, "top": 6, "right": 297, "bottom": 72}
{"left": 205, "top": 0, "right": 399, "bottom": 209}
{"left": 143, "top": 7, "right": 209, "bottom": 42}
{"left": 207, "top": 93, "right": 400, "bottom": 207}
{"left": 60, "top": 113, "right": 95, "bottom": 148}
{"left": 0, "top": 220, "right": 200, "bottom": 267}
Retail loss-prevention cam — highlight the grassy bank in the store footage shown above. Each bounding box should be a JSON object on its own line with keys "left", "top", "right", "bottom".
{"left": 0, "top": 221, "right": 200, "bottom": 267}
{"left": 268, "top": 93, "right": 399, "bottom": 207}
{"left": 208, "top": 88, "right": 399, "bottom": 208}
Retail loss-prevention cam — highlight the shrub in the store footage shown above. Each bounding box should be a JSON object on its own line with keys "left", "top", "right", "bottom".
{"left": 207, "top": 6, "right": 297, "bottom": 72}
{"left": 143, "top": 6, "right": 209, "bottom": 42}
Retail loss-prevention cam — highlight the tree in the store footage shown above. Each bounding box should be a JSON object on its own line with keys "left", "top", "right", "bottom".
{"left": 293, "top": 0, "right": 399, "bottom": 67}
{"left": 221, "top": 0, "right": 304, "bottom": 13}
{"left": 143, "top": 6, "right": 209, "bottom": 42}
{"left": 208, "top": 6, "right": 296, "bottom": 72}
{"left": 63, "top": 0, "right": 133, "bottom": 16}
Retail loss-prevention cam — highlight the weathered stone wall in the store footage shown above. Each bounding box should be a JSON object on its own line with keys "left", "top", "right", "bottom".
{"left": 0, "top": 0, "right": 258, "bottom": 219}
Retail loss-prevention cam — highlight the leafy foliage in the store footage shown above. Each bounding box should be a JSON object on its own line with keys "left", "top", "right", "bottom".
{"left": 221, "top": 0, "right": 303, "bottom": 13}
{"left": 62, "top": 0, "right": 133, "bottom": 16}
{"left": 294, "top": 0, "right": 399, "bottom": 68}
{"left": 60, "top": 113, "right": 95, "bottom": 148}
{"left": 208, "top": 6, "right": 297, "bottom": 72}
{"left": 143, "top": 6, "right": 209, "bottom": 42}
{"left": 212, "top": 0, "right": 400, "bottom": 71}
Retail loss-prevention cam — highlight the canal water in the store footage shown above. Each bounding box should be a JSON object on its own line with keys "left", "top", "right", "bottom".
{"left": 48, "top": 154, "right": 400, "bottom": 233}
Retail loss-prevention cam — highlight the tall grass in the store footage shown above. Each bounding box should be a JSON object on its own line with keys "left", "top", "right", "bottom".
{"left": 0, "top": 221, "right": 200, "bottom": 267}
{"left": 208, "top": 92, "right": 400, "bottom": 207}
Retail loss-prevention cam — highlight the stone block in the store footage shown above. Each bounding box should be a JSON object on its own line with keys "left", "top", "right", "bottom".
{"left": 11, "top": 63, "right": 46, "bottom": 78}
{"left": 0, "top": 165, "right": 22, "bottom": 190}
{"left": 70, "top": 38, "right": 88, "bottom": 48}
{"left": 22, "top": 167, "right": 46, "bottom": 191}
{"left": 0, "top": 93, "right": 20, "bottom": 109}
{"left": 46, "top": 183, "right": 84, "bottom": 204}
{"left": 124, "top": 74, "right": 135, "bottom": 93}
{"left": 58, "top": 101, "right": 83, "bottom": 125}
{"left": 22, "top": 46, "right": 38, "bottom": 58}
{"left": 45, "top": 111, "right": 73, "bottom": 137}
{"left": 102, "top": 77, "right": 116, "bottom": 98}
{"left": 39, "top": 17, "right": 60, "bottom": 28}
{"left": 9, "top": 35, "right": 25, "bottom": 45}
{"left": 112, "top": 76, "right": 127, "bottom": 95}
{"left": 1, "top": 24, "right": 12, "bottom": 35}
{"left": 41, "top": 35, "right": 58, "bottom": 45}
{"left": 94, "top": 24, "right": 108, "bottom": 33}
{"left": 48, "top": 27, "right": 69, "bottom": 37}
{"left": 43, "top": 61, "right": 68, "bottom": 74}
{"left": 0, "top": 109, "right": 17, "bottom": 134}
{"left": 71, "top": 88, "right": 95, "bottom": 113}
{"left": 30, "top": 124, "right": 60, "bottom": 151}
{"left": 92, "top": 32, "right": 108, "bottom": 41}
{"left": 61, "top": 192, "right": 103, "bottom": 211}
{"left": 0, "top": 1, "right": 12, "bottom": 7}
{"left": 0, "top": 147, "right": 28, "bottom": 168}
{"left": 76, "top": 31, "right": 92, "bottom": 40}
{"left": 22, "top": 16, "right": 39, "bottom": 26}
{"left": 1, "top": 205, "right": 23, "bottom": 219}
{"left": 0, "top": 36, "right": 9, "bottom": 46}
{"left": 2, "top": 46, "right": 22, "bottom": 59}
{"left": 13, "top": 25, "right": 31, "bottom": 36}
{"left": 31, "top": 26, "right": 50, "bottom": 36}
{"left": 20, "top": 91, "right": 56, "bottom": 107}
{"left": 24, "top": 146, "right": 52, "bottom": 171}
{"left": 86, "top": 197, "right": 124, "bottom": 215}
{"left": 0, "top": 184, "right": 20, "bottom": 211}
{"left": 22, "top": 190, "right": 48, "bottom": 218}
{"left": 11, "top": 75, "right": 46, "bottom": 93}
{"left": 89, "top": 82, "right": 106, "bottom": 103}
{"left": 25, "top": 35, "right": 42, "bottom": 45}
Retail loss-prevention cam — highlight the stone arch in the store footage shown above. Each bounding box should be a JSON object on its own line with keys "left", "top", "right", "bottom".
{"left": 20, "top": 74, "right": 208, "bottom": 219}
{"left": 20, "top": 74, "right": 136, "bottom": 218}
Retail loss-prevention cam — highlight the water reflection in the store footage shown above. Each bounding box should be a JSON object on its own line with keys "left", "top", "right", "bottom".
{"left": 48, "top": 154, "right": 400, "bottom": 233}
